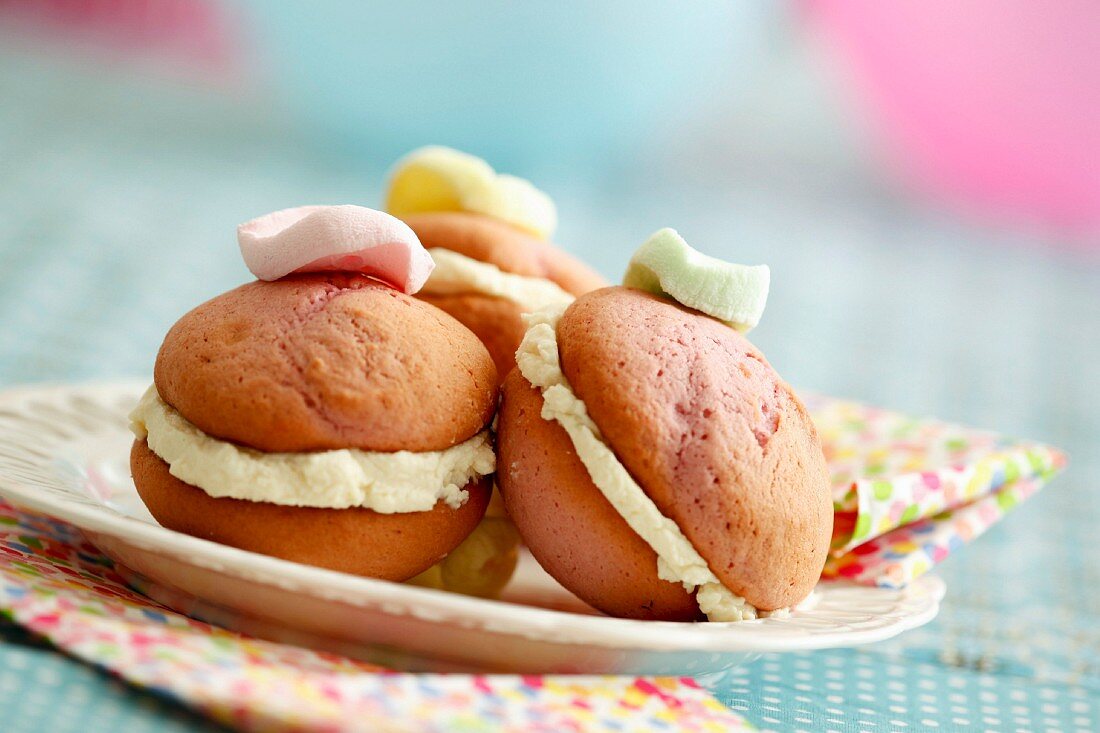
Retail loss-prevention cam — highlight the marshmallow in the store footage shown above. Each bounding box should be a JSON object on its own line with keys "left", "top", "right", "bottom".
{"left": 384, "top": 146, "right": 557, "bottom": 240}
{"left": 622, "top": 228, "right": 770, "bottom": 333}
{"left": 237, "top": 205, "right": 435, "bottom": 294}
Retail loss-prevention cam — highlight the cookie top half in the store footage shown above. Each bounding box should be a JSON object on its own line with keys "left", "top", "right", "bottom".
{"left": 154, "top": 273, "right": 497, "bottom": 454}
{"left": 557, "top": 286, "right": 832, "bottom": 609}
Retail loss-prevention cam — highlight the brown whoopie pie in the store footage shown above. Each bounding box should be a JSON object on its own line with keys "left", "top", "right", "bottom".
{"left": 133, "top": 273, "right": 498, "bottom": 580}
{"left": 498, "top": 286, "right": 832, "bottom": 619}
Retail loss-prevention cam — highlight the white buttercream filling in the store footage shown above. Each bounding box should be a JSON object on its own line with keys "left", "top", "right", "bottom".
{"left": 421, "top": 248, "right": 574, "bottom": 314}
{"left": 515, "top": 303, "right": 760, "bottom": 622}
{"left": 129, "top": 386, "right": 495, "bottom": 512}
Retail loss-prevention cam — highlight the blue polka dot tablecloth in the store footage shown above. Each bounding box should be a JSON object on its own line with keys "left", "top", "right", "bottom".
{"left": 0, "top": 620, "right": 224, "bottom": 733}
{"left": 1, "top": 42, "right": 1099, "bottom": 733}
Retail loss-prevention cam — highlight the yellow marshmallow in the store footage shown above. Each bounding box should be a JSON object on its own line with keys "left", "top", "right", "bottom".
{"left": 384, "top": 146, "right": 557, "bottom": 239}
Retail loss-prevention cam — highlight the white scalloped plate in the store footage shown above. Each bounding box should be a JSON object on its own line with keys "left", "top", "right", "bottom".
{"left": 0, "top": 381, "right": 944, "bottom": 674}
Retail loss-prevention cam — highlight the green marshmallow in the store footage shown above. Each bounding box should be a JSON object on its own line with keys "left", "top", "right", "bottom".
{"left": 622, "top": 228, "right": 770, "bottom": 332}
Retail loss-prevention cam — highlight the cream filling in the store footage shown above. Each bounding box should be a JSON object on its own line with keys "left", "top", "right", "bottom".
{"left": 515, "top": 304, "right": 760, "bottom": 622}
{"left": 129, "top": 386, "right": 495, "bottom": 512}
{"left": 421, "top": 248, "right": 575, "bottom": 314}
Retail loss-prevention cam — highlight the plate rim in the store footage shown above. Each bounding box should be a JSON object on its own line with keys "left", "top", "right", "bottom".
{"left": 0, "top": 379, "right": 945, "bottom": 654}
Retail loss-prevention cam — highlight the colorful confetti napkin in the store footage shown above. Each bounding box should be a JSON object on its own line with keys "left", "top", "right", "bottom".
{"left": 808, "top": 396, "right": 1066, "bottom": 588}
{"left": 0, "top": 500, "right": 752, "bottom": 733}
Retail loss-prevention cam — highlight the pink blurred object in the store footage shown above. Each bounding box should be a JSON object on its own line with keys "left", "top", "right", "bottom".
{"left": 805, "top": 0, "right": 1100, "bottom": 238}
{"left": 237, "top": 205, "right": 435, "bottom": 293}
{"left": 0, "top": 0, "right": 240, "bottom": 79}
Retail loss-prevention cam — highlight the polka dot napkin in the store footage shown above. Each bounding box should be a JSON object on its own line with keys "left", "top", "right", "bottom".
{"left": 808, "top": 396, "right": 1066, "bottom": 587}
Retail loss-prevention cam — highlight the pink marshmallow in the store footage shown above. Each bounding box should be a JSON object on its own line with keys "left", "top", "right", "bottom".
{"left": 237, "top": 205, "right": 435, "bottom": 294}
